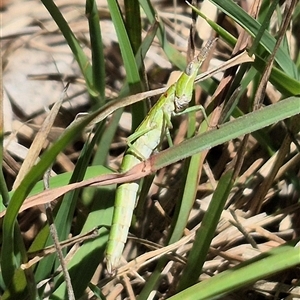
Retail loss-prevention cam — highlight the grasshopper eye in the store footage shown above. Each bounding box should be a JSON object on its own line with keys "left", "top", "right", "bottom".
{"left": 185, "top": 62, "right": 193, "bottom": 76}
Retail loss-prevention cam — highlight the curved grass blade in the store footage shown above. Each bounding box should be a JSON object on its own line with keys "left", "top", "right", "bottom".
{"left": 188, "top": 2, "right": 300, "bottom": 96}
{"left": 169, "top": 240, "right": 300, "bottom": 300}
{"left": 0, "top": 103, "right": 122, "bottom": 288}
{"left": 150, "top": 96, "right": 300, "bottom": 171}
{"left": 201, "top": 0, "right": 298, "bottom": 77}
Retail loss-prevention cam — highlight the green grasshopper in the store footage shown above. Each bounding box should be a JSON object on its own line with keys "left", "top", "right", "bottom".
{"left": 105, "top": 39, "right": 216, "bottom": 273}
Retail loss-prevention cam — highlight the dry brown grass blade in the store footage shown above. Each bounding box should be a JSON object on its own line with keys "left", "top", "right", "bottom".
{"left": 116, "top": 231, "right": 195, "bottom": 276}
{"left": 13, "top": 85, "right": 68, "bottom": 189}
{"left": 251, "top": 115, "right": 300, "bottom": 213}
{"left": 0, "top": 162, "right": 150, "bottom": 218}
{"left": 253, "top": 0, "right": 297, "bottom": 110}
{"left": 21, "top": 227, "right": 99, "bottom": 269}
{"left": 195, "top": 50, "right": 254, "bottom": 84}
{"left": 248, "top": 0, "right": 299, "bottom": 214}
{"left": 73, "top": 52, "right": 253, "bottom": 129}
{"left": 121, "top": 274, "right": 136, "bottom": 300}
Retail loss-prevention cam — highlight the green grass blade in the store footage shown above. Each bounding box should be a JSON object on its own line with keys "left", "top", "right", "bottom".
{"left": 169, "top": 240, "right": 300, "bottom": 300}
{"left": 168, "top": 109, "right": 210, "bottom": 245}
{"left": 88, "top": 282, "right": 107, "bottom": 300}
{"left": 107, "top": 0, "right": 145, "bottom": 128}
{"left": 253, "top": 55, "right": 300, "bottom": 95}
{"left": 187, "top": 4, "right": 236, "bottom": 47}
{"left": 92, "top": 109, "right": 123, "bottom": 166}
{"left": 92, "top": 19, "right": 158, "bottom": 166}
{"left": 34, "top": 129, "right": 105, "bottom": 282}
{"left": 40, "top": 0, "right": 97, "bottom": 97}
{"left": 139, "top": 0, "right": 186, "bottom": 69}
{"left": 107, "top": 0, "right": 140, "bottom": 84}
{"left": 124, "top": 0, "right": 142, "bottom": 54}
{"left": 150, "top": 96, "right": 300, "bottom": 171}
{"left": 51, "top": 187, "right": 114, "bottom": 298}
{"left": 189, "top": 2, "right": 300, "bottom": 96}
{"left": 1, "top": 268, "right": 32, "bottom": 300}
{"left": 0, "top": 166, "right": 108, "bottom": 206}
{"left": 0, "top": 105, "right": 117, "bottom": 289}
{"left": 207, "top": 0, "right": 298, "bottom": 77}
{"left": 177, "top": 170, "right": 234, "bottom": 291}
{"left": 248, "top": 0, "right": 279, "bottom": 56}
{"left": 138, "top": 0, "right": 225, "bottom": 96}
{"left": 124, "top": 0, "right": 144, "bottom": 129}
{"left": 168, "top": 154, "right": 202, "bottom": 243}
{"left": 0, "top": 170, "right": 9, "bottom": 209}
{"left": 0, "top": 120, "right": 9, "bottom": 208}
{"left": 86, "top": 0, "right": 106, "bottom": 103}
